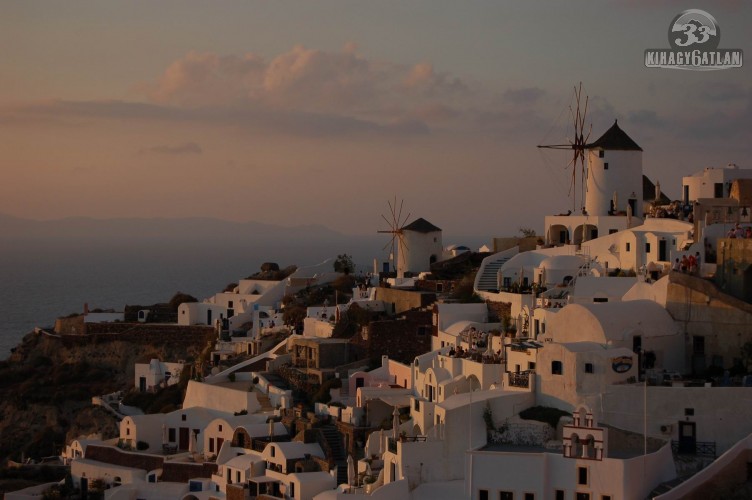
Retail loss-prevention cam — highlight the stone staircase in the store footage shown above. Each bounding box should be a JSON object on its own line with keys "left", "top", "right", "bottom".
{"left": 256, "top": 392, "right": 274, "bottom": 412}
{"left": 320, "top": 425, "right": 348, "bottom": 486}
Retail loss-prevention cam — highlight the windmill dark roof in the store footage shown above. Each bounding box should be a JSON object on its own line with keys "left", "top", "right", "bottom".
{"left": 587, "top": 120, "right": 642, "bottom": 151}
{"left": 403, "top": 218, "right": 441, "bottom": 233}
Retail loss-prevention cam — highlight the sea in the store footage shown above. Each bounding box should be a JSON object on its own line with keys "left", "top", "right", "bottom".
{"left": 0, "top": 238, "right": 379, "bottom": 359}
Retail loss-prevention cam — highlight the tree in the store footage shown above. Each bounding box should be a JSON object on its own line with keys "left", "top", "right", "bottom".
{"left": 334, "top": 254, "right": 355, "bottom": 275}
{"left": 518, "top": 226, "right": 537, "bottom": 238}
{"left": 168, "top": 292, "right": 198, "bottom": 311}
{"left": 261, "top": 262, "right": 280, "bottom": 272}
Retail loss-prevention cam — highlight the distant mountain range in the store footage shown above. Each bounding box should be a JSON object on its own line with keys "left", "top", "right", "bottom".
{"left": 0, "top": 213, "right": 368, "bottom": 245}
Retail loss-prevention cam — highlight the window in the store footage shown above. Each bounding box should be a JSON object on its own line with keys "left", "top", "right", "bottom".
{"left": 685, "top": 408, "right": 695, "bottom": 416}
{"left": 714, "top": 182, "right": 724, "bottom": 198}
{"left": 525, "top": 494, "right": 535, "bottom": 500}
{"left": 593, "top": 297, "right": 608, "bottom": 303}
{"left": 645, "top": 243, "right": 651, "bottom": 253}
{"left": 169, "top": 428, "right": 176, "bottom": 442}
{"left": 602, "top": 496, "right": 612, "bottom": 500}
{"left": 499, "top": 492, "right": 513, "bottom": 500}
{"left": 528, "top": 362, "right": 536, "bottom": 370}
{"left": 626, "top": 242, "right": 631, "bottom": 252}
{"left": 585, "top": 363, "right": 594, "bottom": 373}
{"left": 578, "top": 466, "right": 588, "bottom": 485}
{"left": 479, "top": 490, "right": 489, "bottom": 500}
{"left": 209, "top": 438, "right": 214, "bottom": 453}
{"left": 436, "top": 283, "right": 444, "bottom": 293}
{"left": 603, "top": 162, "right": 609, "bottom": 170}
{"left": 219, "top": 424, "right": 223, "bottom": 432}
{"left": 270, "top": 446, "right": 275, "bottom": 457}
{"left": 609, "top": 229, "right": 617, "bottom": 234}
{"left": 541, "top": 323, "right": 546, "bottom": 334}
{"left": 126, "top": 427, "right": 130, "bottom": 436}
{"left": 414, "top": 399, "right": 420, "bottom": 411}
{"left": 236, "top": 470, "right": 241, "bottom": 483}
{"left": 555, "top": 491, "right": 565, "bottom": 500}
{"left": 552, "top": 361, "right": 563, "bottom": 375}
{"left": 599, "top": 150, "right": 605, "bottom": 158}
{"left": 417, "top": 326, "right": 428, "bottom": 336}
{"left": 182, "top": 414, "right": 187, "bottom": 421}
{"left": 576, "top": 494, "right": 590, "bottom": 500}
{"left": 228, "top": 301, "right": 233, "bottom": 308}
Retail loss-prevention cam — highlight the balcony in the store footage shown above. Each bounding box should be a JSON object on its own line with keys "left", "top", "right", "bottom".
{"left": 671, "top": 440, "right": 716, "bottom": 458}
{"left": 508, "top": 371, "right": 532, "bottom": 389}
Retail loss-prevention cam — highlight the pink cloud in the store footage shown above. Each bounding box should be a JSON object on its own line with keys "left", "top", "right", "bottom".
{"left": 143, "top": 44, "right": 471, "bottom": 122}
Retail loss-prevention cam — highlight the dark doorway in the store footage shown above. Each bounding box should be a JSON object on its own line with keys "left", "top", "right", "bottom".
{"left": 659, "top": 240, "right": 667, "bottom": 262}
{"left": 207, "top": 309, "right": 213, "bottom": 325}
{"left": 179, "top": 427, "right": 190, "bottom": 450}
{"left": 139, "top": 377, "right": 146, "bottom": 392}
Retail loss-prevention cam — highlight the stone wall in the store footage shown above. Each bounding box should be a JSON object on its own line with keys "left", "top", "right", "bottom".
{"left": 161, "top": 461, "right": 217, "bottom": 482}
{"left": 486, "top": 300, "right": 511, "bottom": 324}
{"left": 84, "top": 445, "right": 163, "bottom": 472}
{"left": 58, "top": 324, "right": 214, "bottom": 349}
{"left": 352, "top": 310, "right": 433, "bottom": 365}
{"left": 226, "top": 483, "right": 246, "bottom": 500}
{"left": 666, "top": 272, "right": 752, "bottom": 373}
{"left": 414, "top": 279, "right": 459, "bottom": 294}
{"left": 715, "top": 237, "right": 752, "bottom": 303}
{"left": 373, "top": 288, "right": 436, "bottom": 315}
{"left": 54, "top": 315, "right": 85, "bottom": 335}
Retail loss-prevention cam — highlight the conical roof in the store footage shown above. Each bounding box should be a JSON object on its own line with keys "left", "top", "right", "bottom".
{"left": 402, "top": 218, "right": 441, "bottom": 233}
{"left": 587, "top": 120, "right": 642, "bottom": 151}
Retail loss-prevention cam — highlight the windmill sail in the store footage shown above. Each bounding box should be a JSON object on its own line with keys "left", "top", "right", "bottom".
{"left": 377, "top": 196, "right": 411, "bottom": 272}
{"left": 537, "top": 83, "right": 592, "bottom": 214}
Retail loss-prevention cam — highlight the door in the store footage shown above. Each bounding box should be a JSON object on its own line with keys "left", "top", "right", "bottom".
{"left": 678, "top": 421, "right": 696, "bottom": 454}
{"left": 139, "top": 377, "right": 146, "bottom": 392}
{"left": 207, "top": 309, "right": 213, "bottom": 325}
{"left": 659, "top": 240, "right": 667, "bottom": 262}
{"left": 179, "top": 427, "right": 190, "bottom": 451}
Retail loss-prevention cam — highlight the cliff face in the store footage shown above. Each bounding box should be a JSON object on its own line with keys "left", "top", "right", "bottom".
{"left": 0, "top": 326, "right": 214, "bottom": 463}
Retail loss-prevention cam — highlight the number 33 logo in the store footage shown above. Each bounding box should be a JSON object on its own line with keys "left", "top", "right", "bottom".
{"left": 673, "top": 23, "right": 712, "bottom": 47}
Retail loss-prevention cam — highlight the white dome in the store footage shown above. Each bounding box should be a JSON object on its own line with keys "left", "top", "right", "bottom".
{"left": 539, "top": 255, "right": 587, "bottom": 271}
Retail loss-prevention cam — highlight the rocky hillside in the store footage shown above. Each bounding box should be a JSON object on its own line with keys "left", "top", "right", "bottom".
{"left": 0, "top": 326, "right": 214, "bottom": 463}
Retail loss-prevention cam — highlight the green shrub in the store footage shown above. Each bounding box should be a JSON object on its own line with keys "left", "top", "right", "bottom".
{"left": 136, "top": 441, "right": 149, "bottom": 451}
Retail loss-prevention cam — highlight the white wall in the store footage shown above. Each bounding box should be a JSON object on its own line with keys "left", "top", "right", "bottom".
{"left": 468, "top": 442, "right": 674, "bottom": 500}
{"left": 182, "top": 380, "right": 261, "bottom": 414}
{"left": 601, "top": 385, "right": 752, "bottom": 455}
{"left": 585, "top": 148, "right": 643, "bottom": 218}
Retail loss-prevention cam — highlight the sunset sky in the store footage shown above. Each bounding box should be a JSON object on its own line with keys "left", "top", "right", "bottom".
{"left": 2, "top": 1, "right": 750, "bottom": 238}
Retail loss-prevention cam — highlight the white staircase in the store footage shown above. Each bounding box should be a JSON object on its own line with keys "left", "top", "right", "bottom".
{"left": 474, "top": 247, "right": 519, "bottom": 292}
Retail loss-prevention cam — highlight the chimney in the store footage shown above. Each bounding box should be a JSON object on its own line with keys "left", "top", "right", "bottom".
{"left": 84, "top": 303, "right": 89, "bottom": 315}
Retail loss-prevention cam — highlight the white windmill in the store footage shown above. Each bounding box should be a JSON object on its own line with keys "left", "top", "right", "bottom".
{"left": 377, "top": 197, "right": 411, "bottom": 275}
